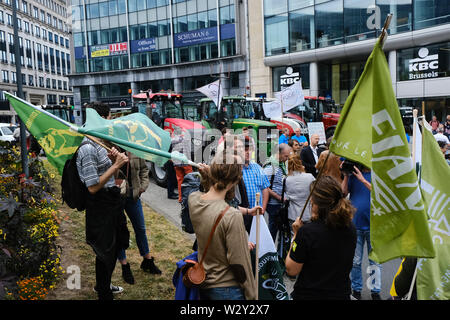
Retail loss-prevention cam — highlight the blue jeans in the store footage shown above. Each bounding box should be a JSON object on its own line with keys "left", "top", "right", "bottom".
{"left": 266, "top": 203, "right": 281, "bottom": 242}
{"left": 118, "top": 198, "right": 150, "bottom": 261}
{"left": 350, "top": 230, "right": 381, "bottom": 293}
{"left": 199, "top": 286, "right": 245, "bottom": 300}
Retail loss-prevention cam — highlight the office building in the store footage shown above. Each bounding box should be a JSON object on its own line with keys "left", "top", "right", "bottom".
{"left": 249, "top": 0, "right": 450, "bottom": 121}
{"left": 0, "top": 0, "right": 73, "bottom": 123}
{"left": 69, "top": 0, "right": 249, "bottom": 126}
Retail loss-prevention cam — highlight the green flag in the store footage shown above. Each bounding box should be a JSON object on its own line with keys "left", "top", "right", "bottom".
{"left": 6, "top": 93, "right": 190, "bottom": 174}
{"left": 5, "top": 93, "right": 84, "bottom": 174}
{"left": 329, "top": 40, "right": 435, "bottom": 263}
{"left": 249, "top": 215, "right": 289, "bottom": 300}
{"left": 80, "top": 108, "right": 172, "bottom": 167}
{"left": 416, "top": 125, "right": 450, "bottom": 300}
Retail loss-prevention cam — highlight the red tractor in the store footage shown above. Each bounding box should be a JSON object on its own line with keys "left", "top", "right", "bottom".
{"left": 132, "top": 91, "right": 205, "bottom": 187}
{"left": 284, "top": 96, "right": 340, "bottom": 138}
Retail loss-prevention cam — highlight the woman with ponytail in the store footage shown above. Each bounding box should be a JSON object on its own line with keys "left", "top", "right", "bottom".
{"left": 285, "top": 176, "right": 357, "bottom": 300}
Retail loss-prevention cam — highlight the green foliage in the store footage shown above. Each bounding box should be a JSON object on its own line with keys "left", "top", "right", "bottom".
{"left": 0, "top": 141, "right": 62, "bottom": 300}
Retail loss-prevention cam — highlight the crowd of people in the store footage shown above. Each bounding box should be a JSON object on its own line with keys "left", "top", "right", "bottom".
{"left": 173, "top": 126, "right": 381, "bottom": 300}
{"left": 74, "top": 101, "right": 448, "bottom": 301}
{"left": 430, "top": 115, "right": 450, "bottom": 165}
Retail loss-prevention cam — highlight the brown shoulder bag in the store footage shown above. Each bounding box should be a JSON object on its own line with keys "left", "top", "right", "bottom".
{"left": 182, "top": 205, "right": 230, "bottom": 288}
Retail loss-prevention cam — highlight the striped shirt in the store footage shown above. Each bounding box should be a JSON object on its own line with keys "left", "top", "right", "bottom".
{"left": 263, "top": 159, "right": 286, "bottom": 205}
{"left": 242, "top": 162, "right": 271, "bottom": 208}
{"left": 76, "top": 138, "right": 116, "bottom": 189}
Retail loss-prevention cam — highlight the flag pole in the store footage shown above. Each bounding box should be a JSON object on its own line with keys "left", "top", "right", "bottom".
{"left": 299, "top": 150, "right": 331, "bottom": 220}
{"left": 379, "top": 14, "right": 393, "bottom": 48}
{"left": 411, "top": 109, "right": 418, "bottom": 166}
{"left": 255, "top": 192, "right": 261, "bottom": 300}
{"left": 421, "top": 101, "right": 425, "bottom": 120}
{"left": 12, "top": 0, "right": 28, "bottom": 178}
{"left": 217, "top": 76, "right": 222, "bottom": 111}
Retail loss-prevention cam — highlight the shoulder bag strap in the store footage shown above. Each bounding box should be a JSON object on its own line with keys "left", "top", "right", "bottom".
{"left": 198, "top": 205, "right": 231, "bottom": 266}
{"left": 281, "top": 177, "right": 287, "bottom": 204}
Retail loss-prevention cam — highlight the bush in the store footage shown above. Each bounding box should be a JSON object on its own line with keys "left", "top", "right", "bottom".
{"left": 0, "top": 142, "right": 62, "bottom": 300}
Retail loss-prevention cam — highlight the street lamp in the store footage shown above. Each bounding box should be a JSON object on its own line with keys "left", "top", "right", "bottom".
{"left": 12, "top": 0, "right": 29, "bottom": 177}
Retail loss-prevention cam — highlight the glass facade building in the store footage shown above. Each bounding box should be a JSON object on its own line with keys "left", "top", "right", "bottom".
{"left": 70, "top": 0, "right": 244, "bottom": 118}
{"left": 260, "top": 0, "right": 450, "bottom": 121}
{"left": 264, "top": 0, "right": 449, "bottom": 56}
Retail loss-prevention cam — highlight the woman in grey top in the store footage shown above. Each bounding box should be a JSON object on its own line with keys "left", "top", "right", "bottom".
{"left": 285, "top": 154, "right": 315, "bottom": 224}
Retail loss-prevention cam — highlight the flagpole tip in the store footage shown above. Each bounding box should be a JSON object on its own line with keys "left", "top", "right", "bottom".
{"left": 379, "top": 13, "right": 393, "bottom": 47}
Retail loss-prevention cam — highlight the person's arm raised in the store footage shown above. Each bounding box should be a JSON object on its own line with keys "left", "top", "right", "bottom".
{"left": 87, "top": 148, "right": 129, "bottom": 194}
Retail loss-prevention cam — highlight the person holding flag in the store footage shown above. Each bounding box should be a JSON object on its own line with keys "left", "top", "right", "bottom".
{"left": 5, "top": 91, "right": 199, "bottom": 299}
{"left": 76, "top": 101, "right": 130, "bottom": 300}
{"left": 285, "top": 176, "right": 357, "bottom": 300}
{"left": 341, "top": 164, "right": 382, "bottom": 300}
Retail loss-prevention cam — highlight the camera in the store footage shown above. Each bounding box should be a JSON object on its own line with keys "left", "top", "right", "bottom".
{"left": 340, "top": 160, "right": 363, "bottom": 175}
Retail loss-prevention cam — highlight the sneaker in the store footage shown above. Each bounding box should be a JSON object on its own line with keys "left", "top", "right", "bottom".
{"left": 351, "top": 290, "right": 362, "bottom": 300}
{"left": 93, "top": 283, "right": 124, "bottom": 294}
{"left": 371, "top": 293, "right": 381, "bottom": 300}
{"left": 141, "top": 257, "right": 162, "bottom": 275}
{"left": 121, "top": 263, "right": 135, "bottom": 285}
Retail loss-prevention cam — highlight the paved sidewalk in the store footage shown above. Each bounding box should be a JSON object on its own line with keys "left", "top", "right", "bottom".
{"left": 141, "top": 178, "right": 195, "bottom": 241}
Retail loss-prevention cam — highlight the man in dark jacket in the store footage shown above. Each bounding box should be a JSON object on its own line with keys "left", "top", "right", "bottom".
{"left": 300, "top": 133, "right": 322, "bottom": 177}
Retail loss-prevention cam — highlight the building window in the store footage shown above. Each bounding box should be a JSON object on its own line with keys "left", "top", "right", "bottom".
{"left": 2, "top": 70, "right": 9, "bottom": 83}
{"left": 221, "top": 39, "right": 235, "bottom": 57}
{"left": 378, "top": 0, "right": 412, "bottom": 34}
{"left": 87, "top": 3, "right": 100, "bottom": 19}
{"left": 264, "top": 0, "right": 288, "bottom": 16}
{"left": 414, "top": 0, "right": 450, "bottom": 30}
{"left": 289, "top": 6, "right": 314, "bottom": 52}
{"left": 158, "top": 20, "right": 169, "bottom": 37}
{"left": 265, "top": 14, "right": 289, "bottom": 56}
{"left": 187, "top": 13, "right": 198, "bottom": 31}
{"left": 315, "top": 0, "right": 343, "bottom": 48}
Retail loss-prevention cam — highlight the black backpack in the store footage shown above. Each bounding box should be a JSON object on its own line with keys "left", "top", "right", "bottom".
{"left": 61, "top": 141, "right": 90, "bottom": 211}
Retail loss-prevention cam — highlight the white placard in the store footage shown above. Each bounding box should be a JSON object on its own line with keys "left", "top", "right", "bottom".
{"left": 307, "top": 122, "right": 327, "bottom": 144}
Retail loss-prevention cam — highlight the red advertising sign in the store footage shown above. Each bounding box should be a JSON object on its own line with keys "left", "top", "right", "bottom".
{"left": 109, "top": 42, "right": 128, "bottom": 55}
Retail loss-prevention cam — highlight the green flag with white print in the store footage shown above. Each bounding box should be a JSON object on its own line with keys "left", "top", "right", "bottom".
{"left": 329, "top": 40, "right": 435, "bottom": 263}
{"left": 416, "top": 124, "right": 450, "bottom": 300}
